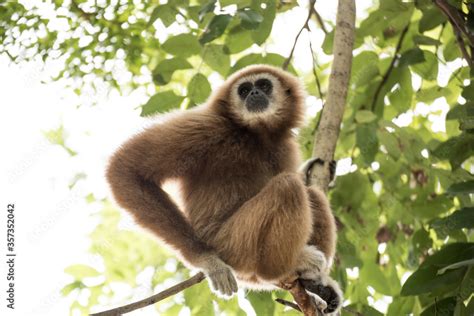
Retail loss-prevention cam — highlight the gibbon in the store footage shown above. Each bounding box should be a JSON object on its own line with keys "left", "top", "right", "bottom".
{"left": 106, "top": 65, "right": 342, "bottom": 313}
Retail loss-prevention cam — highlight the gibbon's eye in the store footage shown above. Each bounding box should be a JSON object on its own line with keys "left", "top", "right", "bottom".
{"left": 238, "top": 82, "right": 253, "bottom": 99}
{"left": 255, "top": 79, "right": 273, "bottom": 95}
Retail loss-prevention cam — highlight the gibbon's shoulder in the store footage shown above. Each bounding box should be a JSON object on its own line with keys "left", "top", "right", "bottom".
{"left": 141, "top": 105, "right": 230, "bottom": 139}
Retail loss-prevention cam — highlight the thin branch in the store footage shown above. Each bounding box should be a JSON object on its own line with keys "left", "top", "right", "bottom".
{"left": 90, "top": 272, "right": 206, "bottom": 316}
{"left": 369, "top": 24, "right": 409, "bottom": 112}
{"left": 312, "top": 7, "right": 328, "bottom": 34}
{"left": 434, "top": 0, "right": 474, "bottom": 46}
{"left": 434, "top": 0, "right": 473, "bottom": 67}
{"left": 275, "top": 298, "right": 302, "bottom": 311}
{"left": 453, "top": 19, "right": 473, "bottom": 67}
{"left": 308, "top": 39, "right": 324, "bottom": 100}
{"left": 282, "top": 0, "right": 316, "bottom": 70}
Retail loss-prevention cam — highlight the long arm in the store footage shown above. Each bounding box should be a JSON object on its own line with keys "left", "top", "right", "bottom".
{"left": 106, "top": 116, "right": 238, "bottom": 296}
{"left": 106, "top": 123, "right": 212, "bottom": 262}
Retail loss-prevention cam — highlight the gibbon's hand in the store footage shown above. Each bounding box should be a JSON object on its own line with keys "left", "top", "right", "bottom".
{"left": 199, "top": 254, "right": 238, "bottom": 297}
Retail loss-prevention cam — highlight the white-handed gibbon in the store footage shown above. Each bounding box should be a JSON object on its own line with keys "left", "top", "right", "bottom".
{"left": 106, "top": 65, "right": 342, "bottom": 313}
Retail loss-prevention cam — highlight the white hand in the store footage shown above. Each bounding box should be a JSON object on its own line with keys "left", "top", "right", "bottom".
{"left": 199, "top": 255, "right": 238, "bottom": 297}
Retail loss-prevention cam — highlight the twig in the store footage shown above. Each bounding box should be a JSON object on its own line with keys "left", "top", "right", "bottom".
{"left": 282, "top": 0, "right": 316, "bottom": 70}
{"left": 308, "top": 39, "right": 324, "bottom": 101}
{"left": 275, "top": 298, "right": 302, "bottom": 311}
{"left": 453, "top": 30, "right": 473, "bottom": 67}
{"left": 312, "top": 7, "right": 328, "bottom": 34}
{"left": 90, "top": 272, "right": 206, "bottom": 316}
{"left": 434, "top": 0, "right": 473, "bottom": 67}
{"left": 434, "top": 0, "right": 474, "bottom": 46}
{"left": 369, "top": 24, "right": 409, "bottom": 112}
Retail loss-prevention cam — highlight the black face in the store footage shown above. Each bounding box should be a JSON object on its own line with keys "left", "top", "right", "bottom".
{"left": 237, "top": 79, "right": 273, "bottom": 112}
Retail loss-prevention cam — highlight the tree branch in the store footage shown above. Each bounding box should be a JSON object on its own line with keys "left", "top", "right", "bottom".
{"left": 312, "top": 7, "right": 328, "bottom": 34}
{"left": 283, "top": 0, "right": 316, "bottom": 70}
{"left": 278, "top": 277, "right": 323, "bottom": 316}
{"left": 369, "top": 24, "right": 409, "bottom": 112}
{"left": 90, "top": 272, "right": 206, "bottom": 316}
{"left": 434, "top": 0, "right": 473, "bottom": 67}
{"left": 309, "top": 0, "right": 356, "bottom": 191}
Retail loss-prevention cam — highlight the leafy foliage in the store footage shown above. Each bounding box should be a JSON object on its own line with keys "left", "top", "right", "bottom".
{"left": 3, "top": 0, "right": 474, "bottom": 315}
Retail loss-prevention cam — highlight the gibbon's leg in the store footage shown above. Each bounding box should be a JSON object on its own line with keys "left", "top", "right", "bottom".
{"left": 298, "top": 187, "right": 342, "bottom": 314}
{"left": 211, "top": 172, "right": 313, "bottom": 281}
{"left": 306, "top": 187, "right": 337, "bottom": 267}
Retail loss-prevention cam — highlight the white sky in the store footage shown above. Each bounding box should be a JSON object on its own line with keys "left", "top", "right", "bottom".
{"left": 0, "top": 0, "right": 457, "bottom": 315}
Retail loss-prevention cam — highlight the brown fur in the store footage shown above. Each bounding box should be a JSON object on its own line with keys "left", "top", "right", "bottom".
{"left": 106, "top": 65, "right": 337, "bottom": 286}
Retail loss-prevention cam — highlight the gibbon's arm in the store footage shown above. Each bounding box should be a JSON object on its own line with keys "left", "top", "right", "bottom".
{"left": 106, "top": 118, "right": 238, "bottom": 296}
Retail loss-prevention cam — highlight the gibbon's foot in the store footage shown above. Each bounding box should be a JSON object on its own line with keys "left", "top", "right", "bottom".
{"left": 199, "top": 255, "right": 238, "bottom": 297}
{"left": 299, "top": 274, "right": 342, "bottom": 314}
{"left": 296, "top": 245, "right": 328, "bottom": 274}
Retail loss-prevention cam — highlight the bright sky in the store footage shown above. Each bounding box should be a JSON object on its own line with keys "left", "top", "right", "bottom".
{"left": 0, "top": 1, "right": 457, "bottom": 315}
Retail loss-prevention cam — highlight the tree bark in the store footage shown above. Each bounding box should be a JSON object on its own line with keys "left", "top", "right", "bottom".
{"left": 309, "top": 0, "right": 356, "bottom": 192}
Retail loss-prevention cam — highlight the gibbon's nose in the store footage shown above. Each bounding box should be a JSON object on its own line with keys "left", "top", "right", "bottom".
{"left": 249, "top": 89, "right": 261, "bottom": 96}
{"left": 246, "top": 88, "right": 269, "bottom": 112}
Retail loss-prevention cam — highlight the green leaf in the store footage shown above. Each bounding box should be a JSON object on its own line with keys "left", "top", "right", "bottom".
{"left": 398, "top": 48, "right": 425, "bottom": 67}
{"left": 431, "top": 208, "right": 474, "bottom": 232}
{"left": 438, "top": 259, "right": 474, "bottom": 275}
{"left": 141, "top": 91, "right": 184, "bottom": 116}
{"left": 351, "top": 51, "right": 379, "bottom": 87}
{"left": 198, "top": 0, "right": 216, "bottom": 21}
{"left": 322, "top": 30, "right": 334, "bottom": 55}
{"left": 377, "top": 129, "right": 401, "bottom": 159}
{"left": 356, "top": 122, "right": 379, "bottom": 165}
{"left": 432, "top": 133, "right": 474, "bottom": 169}
{"left": 224, "top": 26, "right": 254, "bottom": 54}
{"left": 355, "top": 110, "right": 377, "bottom": 123}
{"left": 387, "top": 297, "right": 415, "bottom": 316}
{"left": 202, "top": 44, "right": 230, "bottom": 76}
{"left": 148, "top": 4, "right": 176, "bottom": 27}
{"left": 420, "top": 297, "right": 457, "bottom": 316}
{"left": 64, "top": 264, "right": 100, "bottom": 279}
{"left": 462, "top": 82, "right": 474, "bottom": 101}
{"left": 413, "top": 35, "right": 442, "bottom": 46}
{"left": 251, "top": 0, "right": 276, "bottom": 45}
{"left": 162, "top": 34, "right": 202, "bottom": 57}
{"left": 411, "top": 50, "right": 438, "bottom": 81}
{"left": 61, "top": 281, "right": 82, "bottom": 296}
{"left": 199, "top": 14, "right": 232, "bottom": 44}
{"left": 388, "top": 66, "right": 413, "bottom": 112}
{"left": 401, "top": 265, "right": 466, "bottom": 296}
{"left": 447, "top": 102, "right": 474, "bottom": 121}
{"left": 152, "top": 58, "right": 193, "bottom": 85}
{"left": 419, "top": 7, "right": 447, "bottom": 33}
{"left": 247, "top": 291, "right": 275, "bottom": 315}
{"left": 447, "top": 181, "right": 474, "bottom": 194}
{"left": 401, "top": 243, "right": 474, "bottom": 296}
{"left": 238, "top": 9, "right": 263, "bottom": 29}
{"left": 187, "top": 73, "right": 211, "bottom": 104}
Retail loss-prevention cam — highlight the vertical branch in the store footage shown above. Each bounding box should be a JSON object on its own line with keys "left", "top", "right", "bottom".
{"left": 309, "top": 0, "right": 356, "bottom": 191}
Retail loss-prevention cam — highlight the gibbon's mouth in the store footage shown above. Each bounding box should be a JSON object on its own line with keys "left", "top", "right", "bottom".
{"left": 245, "top": 94, "right": 269, "bottom": 112}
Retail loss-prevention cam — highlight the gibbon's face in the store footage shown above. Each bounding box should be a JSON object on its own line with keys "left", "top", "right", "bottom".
{"left": 229, "top": 72, "right": 290, "bottom": 124}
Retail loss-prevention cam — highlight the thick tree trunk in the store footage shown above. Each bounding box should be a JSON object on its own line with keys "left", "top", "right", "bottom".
{"left": 309, "top": 0, "right": 356, "bottom": 192}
